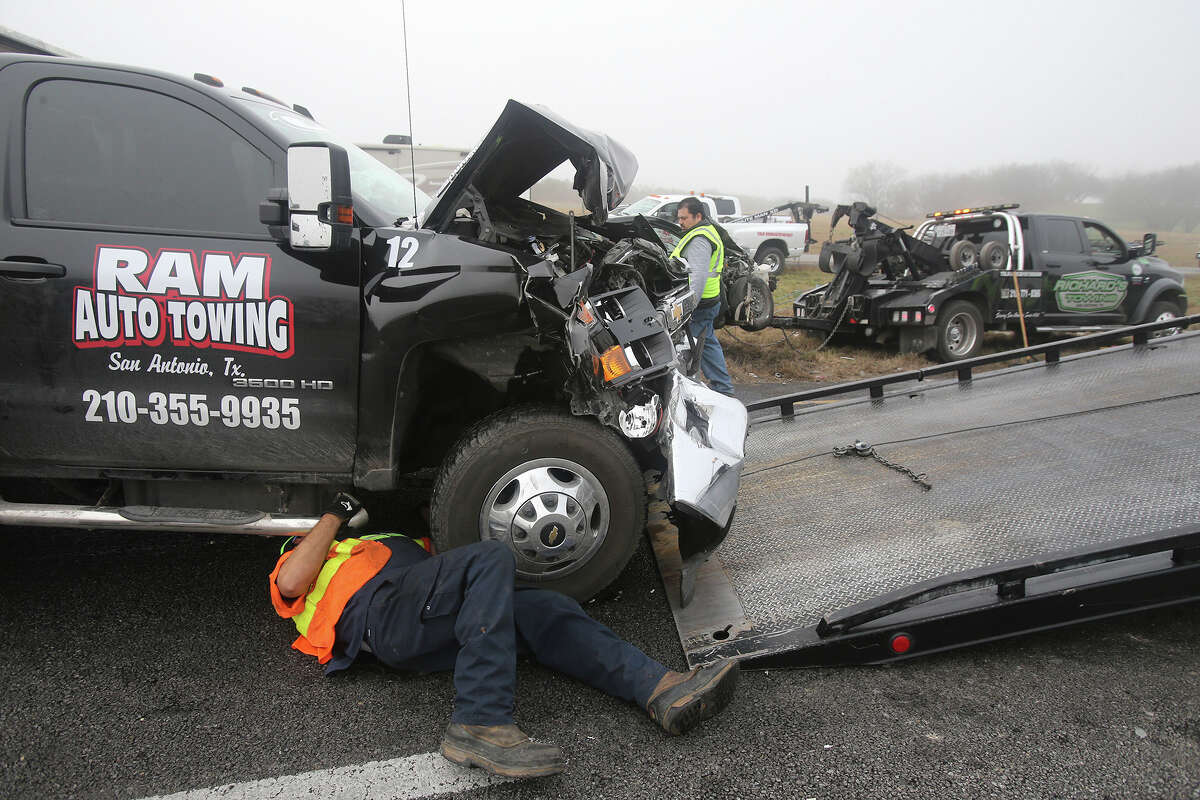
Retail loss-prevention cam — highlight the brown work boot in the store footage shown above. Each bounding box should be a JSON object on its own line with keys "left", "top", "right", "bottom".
{"left": 440, "top": 723, "right": 565, "bottom": 778}
{"left": 646, "top": 659, "right": 739, "bottom": 735}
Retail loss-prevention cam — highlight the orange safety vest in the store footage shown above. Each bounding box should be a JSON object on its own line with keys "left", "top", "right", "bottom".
{"left": 269, "top": 533, "right": 431, "bottom": 664}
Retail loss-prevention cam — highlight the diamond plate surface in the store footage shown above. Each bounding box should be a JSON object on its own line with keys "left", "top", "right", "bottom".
{"left": 677, "top": 334, "right": 1200, "bottom": 654}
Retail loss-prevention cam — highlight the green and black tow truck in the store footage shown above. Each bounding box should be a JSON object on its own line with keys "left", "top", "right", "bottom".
{"left": 777, "top": 203, "right": 1188, "bottom": 361}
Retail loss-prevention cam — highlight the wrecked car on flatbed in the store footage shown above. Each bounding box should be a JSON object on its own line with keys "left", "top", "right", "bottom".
{"left": 0, "top": 54, "right": 747, "bottom": 600}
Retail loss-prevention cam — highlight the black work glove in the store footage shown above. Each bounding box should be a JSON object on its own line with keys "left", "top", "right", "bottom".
{"left": 325, "top": 492, "right": 368, "bottom": 529}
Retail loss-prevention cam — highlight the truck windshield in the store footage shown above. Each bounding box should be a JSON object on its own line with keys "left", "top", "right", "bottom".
{"left": 234, "top": 98, "right": 432, "bottom": 227}
{"left": 621, "top": 197, "right": 663, "bottom": 215}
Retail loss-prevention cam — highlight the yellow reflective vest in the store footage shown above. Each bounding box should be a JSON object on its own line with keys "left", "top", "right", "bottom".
{"left": 669, "top": 222, "right": 725, "bottom": 301}
{"left": 269, "top": 533, "right": 430, "bottom": 664}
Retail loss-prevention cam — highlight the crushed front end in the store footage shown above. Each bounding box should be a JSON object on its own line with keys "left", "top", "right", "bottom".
{"left": 421, "top": 98, "right": 748, "bottom": 600}
{"left": 521, "top": 248, "right": 748, "bottom": 606}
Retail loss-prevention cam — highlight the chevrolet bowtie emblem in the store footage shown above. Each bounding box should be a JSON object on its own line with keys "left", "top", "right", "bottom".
{"left": 549, "top": 526, "right": 560, "bottom": 544}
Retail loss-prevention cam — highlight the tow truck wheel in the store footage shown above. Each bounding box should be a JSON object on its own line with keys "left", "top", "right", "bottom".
{"left": 430, "top": 406, "right": 645, "bottom": 602}
{"left": 755, "top": 244, "right": 788, "bottom": 274}
{"left": 949, "top": 240, "right": 979, "bottom": 270}
{"left": 979, "top": 241, "right": 1008, "bottom": 270}
{"left": 935, "top": 300, "right": 984, "bottom": 361}
{"left": 1145, "top": 301, "right": 1182, "bottom": 338}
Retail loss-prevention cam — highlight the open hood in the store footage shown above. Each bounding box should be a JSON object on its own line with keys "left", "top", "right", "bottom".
{"left": 421, "top": 100, "right": 637, "bottom": 229}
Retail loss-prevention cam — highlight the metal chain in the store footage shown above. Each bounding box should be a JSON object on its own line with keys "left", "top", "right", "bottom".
{"left": 833, "top": 440, "right": 932, "bottom": 491}
{"left": 815, "top": 299, "right": 851, "bottom": 352}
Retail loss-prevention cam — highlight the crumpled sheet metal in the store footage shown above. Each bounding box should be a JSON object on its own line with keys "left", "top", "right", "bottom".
{"left": 660, "top": 372, "right": 748, "bottom": 529}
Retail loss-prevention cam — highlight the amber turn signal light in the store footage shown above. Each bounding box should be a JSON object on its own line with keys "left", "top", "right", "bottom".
{"left": 597, "top": 345, "right": 632, "bottom": 383}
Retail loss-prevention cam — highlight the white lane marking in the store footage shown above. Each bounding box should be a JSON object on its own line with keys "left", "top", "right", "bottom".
{"left": 138, "top": 751, "right": 515, "bottom": 800}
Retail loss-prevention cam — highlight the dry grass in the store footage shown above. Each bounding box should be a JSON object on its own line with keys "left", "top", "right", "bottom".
{"left": 1146, "top": 230, "right": 1200, "bottom": 269}
{"left": 1186, "top": 274, "right": 1200, "bottom": 315}
{"left": 719, "top": 266, "right": 1196, "bottom": 386}
{"left": 720, "top": 264, "right": 933, "bottom": 383}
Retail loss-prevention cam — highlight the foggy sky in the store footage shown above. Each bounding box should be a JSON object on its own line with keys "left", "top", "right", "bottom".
{"left": 6, "top": 0, "right": 1199, "bottom": 201}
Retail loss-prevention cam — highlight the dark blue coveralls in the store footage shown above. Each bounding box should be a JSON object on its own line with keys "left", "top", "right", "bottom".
{"left": 316, "top": 536, "right": 669, "bottom": 727}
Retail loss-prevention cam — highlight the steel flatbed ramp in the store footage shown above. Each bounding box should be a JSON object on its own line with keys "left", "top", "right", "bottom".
{"left": 652, "top": 325, "right": 1200, "bottom": 669}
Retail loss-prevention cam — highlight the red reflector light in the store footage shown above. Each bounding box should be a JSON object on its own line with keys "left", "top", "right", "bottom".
{"left": 926, "top": 303, "right": 936, "bottom": 314}
{"left": 848, "top": 318, "right": 857, "bottom": 325}
{"left": 890, "top": 633, "right": 912, "bottom": 654}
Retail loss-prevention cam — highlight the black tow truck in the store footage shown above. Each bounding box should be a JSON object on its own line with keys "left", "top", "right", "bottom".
{"left": 0, "top": 54, "right": 748, "bottom": 601}
{"left": 780, "top": 202, "right": 1188, "bottom": 360}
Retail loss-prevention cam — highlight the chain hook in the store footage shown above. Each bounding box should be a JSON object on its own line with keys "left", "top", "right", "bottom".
{"left": 833, "top": 441, "right": 932, "bottom": 491}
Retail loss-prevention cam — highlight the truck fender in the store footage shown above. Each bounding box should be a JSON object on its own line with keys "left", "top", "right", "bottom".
{"left": 753, "top": 238, "right": 792, "bottom": 257}
{"left": 929, "top": 288, "right": 990, "bottom": 322}
{"left": 1131, "top": 278, "right": 1188, "bottom": 321}
{"left": 353, "top": 335, "right": 542, "bottom": 491}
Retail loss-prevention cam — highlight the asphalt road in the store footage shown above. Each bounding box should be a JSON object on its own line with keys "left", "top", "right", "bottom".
{"left": 2, "top": 525, "right": 1198, "bottom": 800}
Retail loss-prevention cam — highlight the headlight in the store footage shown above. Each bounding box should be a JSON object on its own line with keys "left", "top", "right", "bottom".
{"left": 656, "top": 287, "right": 695, "bottom": 333}
{"left": 619, "top": 392, "right": 661, "bottom": 438}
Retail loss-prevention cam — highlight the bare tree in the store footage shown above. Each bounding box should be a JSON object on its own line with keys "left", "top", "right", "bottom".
{"left": 844, "top": 161, "right": 907, "bottom": 212}
{"left": 1106, "top": 164, "right": 1200, "bottom": 232}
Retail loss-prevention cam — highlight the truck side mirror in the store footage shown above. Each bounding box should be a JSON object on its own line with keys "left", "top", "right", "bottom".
{"left": 1142, "top": 233, "right": 1157, "bottom": 256}
{"left": 260, "top": 143, "right": 354, "bottom": 252}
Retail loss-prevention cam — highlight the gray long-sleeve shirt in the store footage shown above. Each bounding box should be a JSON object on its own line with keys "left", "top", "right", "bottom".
{"left": 682, "top": 235, "right": 714, "bottom": 304}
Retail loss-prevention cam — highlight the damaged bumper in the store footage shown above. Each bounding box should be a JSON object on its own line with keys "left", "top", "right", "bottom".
{"left": 660, "top": 372, "right": 746, "bottom": 529}
{"left": 658, "top": 372, "right": 748, "bottom": 605}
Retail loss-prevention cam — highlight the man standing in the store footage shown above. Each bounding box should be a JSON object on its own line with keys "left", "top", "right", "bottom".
{"left": 671, "top": 197, "right": 736, "bottom": 397}
{"left": 269, "top": 494, "right": 740, "bottom": 779}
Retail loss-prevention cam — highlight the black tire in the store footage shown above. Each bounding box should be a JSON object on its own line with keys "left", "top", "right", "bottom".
{"left": 949, "top": 240, "right": 979, "bottom": 270}
{"left": 935, "top": 299, "right": 984, "bottom": 361}
{"left": 736, "top": 275, "right": 774, "bottom": 331}
{"left": 978, "top": 240, "right": 1008, "bottom": 270}
{"left": 1144, "top": 300, "right": 1182, "bottom": 338}
{"left": 754, "top": 243, "right": 788, "bottom": 274}
{"left": 818, "top": 244, "right": 836, "bottom": 273}
{"left": 430, "top": 405, "right": 645, "bottom": 602}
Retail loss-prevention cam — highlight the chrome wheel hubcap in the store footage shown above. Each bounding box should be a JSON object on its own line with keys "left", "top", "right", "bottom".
{"left": 1152, "top": 311, "right": 1180, "bottom": 338}
{"left": 480, "top": 458, "right": 609, "bottom": 579}
{"left": 946, "top": 312, "right": 978, "bottom": 357}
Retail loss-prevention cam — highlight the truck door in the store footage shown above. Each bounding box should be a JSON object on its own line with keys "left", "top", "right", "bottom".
{"left": 1036, "top": 217, "right": 1123, "bottom": 325}
{"left": 0, "top": 63, "right": 360, "bottom": 476}
{"left": 1080, "top": 220, "right": 1137, "bottom": 323}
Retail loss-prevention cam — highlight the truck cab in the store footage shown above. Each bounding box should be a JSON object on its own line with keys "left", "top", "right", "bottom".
{"left": 912, "top": 210, "right": 1187, "bottom": 332}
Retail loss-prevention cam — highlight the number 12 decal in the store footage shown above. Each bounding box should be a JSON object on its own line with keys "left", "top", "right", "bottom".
{"left": 385, "top": 236, "right": 420, "bottom": 271}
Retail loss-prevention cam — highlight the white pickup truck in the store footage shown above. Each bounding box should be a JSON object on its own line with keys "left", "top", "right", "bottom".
{"left": 616, "top": 193, "right": 810, "bottom": 272}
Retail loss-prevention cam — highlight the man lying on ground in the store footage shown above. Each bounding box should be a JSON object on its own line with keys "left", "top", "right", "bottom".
{"left": 269, "top": 493, "right": 740, "bottom": 778}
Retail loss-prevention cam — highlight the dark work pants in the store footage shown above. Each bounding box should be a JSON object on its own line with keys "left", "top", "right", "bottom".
{"left": 687, "top": 301, "right": 735, "bottom": 396}
{"left": 364, "top": 540, "right": 669, "bottom": 726}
